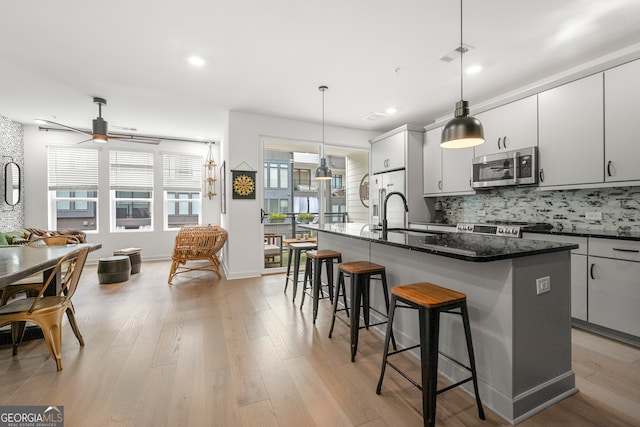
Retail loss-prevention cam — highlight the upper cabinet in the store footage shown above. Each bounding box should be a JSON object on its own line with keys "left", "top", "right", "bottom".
{"left": 473, "top": 95, "right": 538, "bottom": 157}
{"left": 423, "top": 127, "right": 474, "bottom": 195}
{"left": 605, "top": 59, "right": 640, "bottom": 182}
{"left": 371, "top": 131, "right": 405, "bottom": 174}
{"left": 538, "top": 74, "right": 604, "bottom": 187}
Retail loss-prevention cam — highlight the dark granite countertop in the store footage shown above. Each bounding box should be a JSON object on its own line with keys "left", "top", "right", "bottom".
{"left": 525, "top": 227, "right": 640, "bottom": 241}
{"left": 305, "top": 223, "right": 577, "bottom": 262}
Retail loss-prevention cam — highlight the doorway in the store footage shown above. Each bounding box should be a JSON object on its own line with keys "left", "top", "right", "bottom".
{"left": 260, "top": 137, "right": 369, "bottom": 274}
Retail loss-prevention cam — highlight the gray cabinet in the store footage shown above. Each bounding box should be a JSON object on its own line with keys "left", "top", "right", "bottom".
{"left": 474, "top": 95, "right": 538, "bottom": 157}
{"left": 423, "top": 127, "right": 474, "bottom": 196}
{"left": 588, "top": 238, "right": 640, "bottom": 338}
{"left": 604, "top": 58, "right": 640, "bottom": 182}
{"left": 538, "top": 74, "right": 604, "bottom": 187}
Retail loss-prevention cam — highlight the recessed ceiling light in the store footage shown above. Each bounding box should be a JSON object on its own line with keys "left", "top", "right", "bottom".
{"left": 466, "top": 65, "right": 482, "bottom": 75}
{"left": 188, "top": 56, "right": 205, "bottom": 67}
{"left": 195, "top": 135, "right": 204, "bottom": 140}
{"left": 385, "top": 107, "right": 397, "bottom": 115}
{"left": 34, "top": 118, "right": 47, "bottom": 125}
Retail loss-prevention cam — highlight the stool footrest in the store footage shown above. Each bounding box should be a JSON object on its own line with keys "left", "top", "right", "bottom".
{"left": 387, "top": 361, "right": 423, "bottom": 391}
{"left": 386, "top": 344, "right": 420, "bottom": 357}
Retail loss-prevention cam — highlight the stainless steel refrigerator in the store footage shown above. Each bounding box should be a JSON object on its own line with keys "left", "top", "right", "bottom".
{"left": 370, "top": 169, "right": 406, "bottom": 228}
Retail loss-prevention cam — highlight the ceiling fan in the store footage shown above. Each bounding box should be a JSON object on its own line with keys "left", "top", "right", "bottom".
{"left": 37, "top": 97, "right": 161, "bottom": 145}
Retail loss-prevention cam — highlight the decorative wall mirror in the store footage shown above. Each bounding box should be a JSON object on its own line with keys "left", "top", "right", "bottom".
{"left": 4, "top": 161, "right": 21, "bottom": 206}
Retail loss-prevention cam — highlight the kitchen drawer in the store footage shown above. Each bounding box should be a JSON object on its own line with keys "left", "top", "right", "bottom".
{"left": 522, "top": 232, "right": 587, "bottom": 255}
{"left": 589, "top": 237, "right": 640, "bottom": 261}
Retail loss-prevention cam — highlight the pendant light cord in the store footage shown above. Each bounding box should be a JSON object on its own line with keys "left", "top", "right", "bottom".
{"left": 460, "top": 0, "right": 464, "bottom": 101}
{"left": 322, "top": 87, "right": 325, "bottom": 156}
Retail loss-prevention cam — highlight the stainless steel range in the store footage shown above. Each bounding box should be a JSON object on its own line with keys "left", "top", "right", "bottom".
{"left": 456, "top": 221, "right": 553, "bottom": 238}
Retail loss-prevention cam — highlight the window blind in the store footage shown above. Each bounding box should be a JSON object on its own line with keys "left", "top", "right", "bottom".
{"left": 162, "top": 153, "right": 202, "bottom": 191}
{"left": 48, "top": 146, "right": 99, "bottom": 190}
{"left": 109, "top": 150, "right": 154, "bottom": 190}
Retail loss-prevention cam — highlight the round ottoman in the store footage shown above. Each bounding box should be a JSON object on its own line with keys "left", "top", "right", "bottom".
{"left": 113, "top": 247, "right": 142, "bottom": 274}
{"left": 98, "top": 256, "right": 131, "bottom": 284}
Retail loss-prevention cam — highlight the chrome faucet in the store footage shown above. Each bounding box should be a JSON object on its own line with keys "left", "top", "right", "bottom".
{"left": 382, "top": 191, "right": 409, "bottom": 239}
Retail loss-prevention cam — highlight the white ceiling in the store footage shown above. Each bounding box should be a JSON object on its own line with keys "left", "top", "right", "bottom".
{"left": 2, "top": 0, "right": 640, "bottom": 143}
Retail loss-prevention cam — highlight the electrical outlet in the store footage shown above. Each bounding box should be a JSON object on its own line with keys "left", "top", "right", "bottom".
{"left": 477, "top": 210, "right": 486, "bottom": 217}
{"left": 586, "top": 211, "right": 602, "bottom": 221}
{"left": 536, "top": 276, "right": 551, "bottom": 295}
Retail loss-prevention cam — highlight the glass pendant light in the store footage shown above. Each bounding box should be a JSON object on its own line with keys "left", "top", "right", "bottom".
{"left": 314, "top": 85, "right": 333, "bottom": 180}
{"left": 441, "top": 0, "right": 485, "bottom": 149}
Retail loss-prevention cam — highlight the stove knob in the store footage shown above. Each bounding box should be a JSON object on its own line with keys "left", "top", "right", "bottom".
{"left": 498, "top": 227, "right": 504, "bottom": 234}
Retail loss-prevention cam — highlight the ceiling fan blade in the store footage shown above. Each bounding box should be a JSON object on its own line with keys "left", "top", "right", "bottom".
{"left": 76, "top": 138, "right": 94, "bottom": 145}
{"left": 39, "top": 119, "right": 92, "bottom": 137}
{"left": 107, "top": 134, "right": 161, "bottom": 145}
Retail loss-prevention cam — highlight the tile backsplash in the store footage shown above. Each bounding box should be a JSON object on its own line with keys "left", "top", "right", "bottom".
{"left": 0, "top": 115, "right": 24, "bottom": 232}
{"left": 438, "top": 186, "right": 640, "bottom": 232}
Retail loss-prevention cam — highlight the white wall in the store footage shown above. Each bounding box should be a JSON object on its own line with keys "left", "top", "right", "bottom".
{"left": 23, "top": 125, "right": 220, "bottom": 263}
{"left": 222, "top": 111, "right": 377, "bottom": 279}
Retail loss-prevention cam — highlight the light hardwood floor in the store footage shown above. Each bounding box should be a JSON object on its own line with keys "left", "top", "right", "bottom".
{"left": 1, "top": 260, "right": 639, "bottom": 426}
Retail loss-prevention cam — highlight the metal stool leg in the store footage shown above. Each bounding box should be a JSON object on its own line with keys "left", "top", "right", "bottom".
{"left": 284, "top": 245, "right": 293, "bottom": 293}
{"left": 350, "top": 273, "right": 363, "bottom": 362}
{"left": 376, "top": 294, "right": 398, "bottom": 394}
{"left": 461, "top": 302, "right": 486, "bottom": 420}
{"left": 328, "top": 271, "right": 344, "bottom": 338}
{"left": 380, "top": 272, "right": 397, "bottom": 350}
{"left": 300, "top": 257, "right": 312, "bottom": 309}
{"left": 421, "top": 306, "right": 440, "bottom": 427}
{"left": 312, "top": 257, "right": 322, "bottom": 323}
{"left": 292, "top": 248, "right": 302, "bottom": 302}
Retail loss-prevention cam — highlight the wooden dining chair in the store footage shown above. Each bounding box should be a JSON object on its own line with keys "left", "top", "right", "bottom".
{"left": 0, "top": 246, "right": 90, "bottom": 370}
{"left": 1, "top": 235, "right": 80, "bottom": 305}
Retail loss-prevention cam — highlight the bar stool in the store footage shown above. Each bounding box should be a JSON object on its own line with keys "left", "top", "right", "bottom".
{"left": 284, "top": 242, "right": 317, "bottom": 302}
{"left": 376, "top": 282, "right": 485, "bottom": 427}
{"left": 300, "top": 250, "right": 342, "bottom": 323}
{"left": 328, "top": 261, "right": 395, "bottom": 362}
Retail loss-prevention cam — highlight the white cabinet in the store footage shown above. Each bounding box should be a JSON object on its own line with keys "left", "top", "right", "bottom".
{"left": 604, "top": 58, "right": 640, "bottom": 182}
{"left": 423, "top": 128, "right": 443, "bottom": 194}
{"left": 371, "top": 131, "right": 405, "bottom": 174}
{"left": 523, "top": 233, "right": 588, "bottom": 321}
{"left": 588, "top": 238, "right": 640, "bottom": 338}
{"left": 538, "top": 74, "right": 604, "bottom": 187}
{"left": 474, "top": 95, "right": 538, "bottom": 157}
{"left": 423, "top": 127, "right": 474, "bottom": 195}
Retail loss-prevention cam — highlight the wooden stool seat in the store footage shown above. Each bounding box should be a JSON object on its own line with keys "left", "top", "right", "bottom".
{"left": 337, "top": 261, "right": 385, "bottom": 275}
{"left": 301, "top": 250, "right": 343, "bottom": 323}
{"left": 392, "top": 283, "right": 466, "bottom": 308}
{"left": 307, "top": 249, "right": 341, "bottom": 260}
{"left": 376, "top": 282, "right": 485, "bottom": 427}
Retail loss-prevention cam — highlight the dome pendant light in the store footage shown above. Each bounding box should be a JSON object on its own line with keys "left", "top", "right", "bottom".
{"left": 314, "top": 85, "right": 333, "bottom": 180}
{"left": 441, "top": 0, "right": 485, "bottom": 149}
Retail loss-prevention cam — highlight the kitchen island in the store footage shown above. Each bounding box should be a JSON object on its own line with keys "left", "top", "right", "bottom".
{"left": 306, "top": 223, "right": 578, "bottom": 424}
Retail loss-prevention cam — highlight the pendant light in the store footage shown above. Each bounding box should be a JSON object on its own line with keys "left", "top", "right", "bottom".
{"left": 441, "top": 0, "right": 485, "bottom": 149}
{"left": 314, "top": 85, "right": 333, "bottom": 180}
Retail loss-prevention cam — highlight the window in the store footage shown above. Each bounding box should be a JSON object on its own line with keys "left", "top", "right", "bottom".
{"left": 163, "top": 153, "right": 202, "bottom": 229}
{"left": 331, "top": 174, "right": 343, "bottom": 190}
{"left": 47, "top": 146, "right": 99, "bottom": 231}
{"left": 264, "top": 198, "right": 289, "bottom": 214}
{"left": 264, "top": 161, "right": 289, "bottom": 189}
{"left": 110, "top": 150, "right": 154, "bottom": 231}
{"left": 293, "top": 168, "right": 311, "bottom": 189}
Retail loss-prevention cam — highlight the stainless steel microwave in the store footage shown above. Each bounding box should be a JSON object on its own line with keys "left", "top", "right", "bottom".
{"left": 472, "top": 147, "right": 538, "bottom": 189}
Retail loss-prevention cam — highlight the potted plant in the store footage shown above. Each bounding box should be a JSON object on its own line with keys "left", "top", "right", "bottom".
{"left": 268, "top": 213, "right": 287, "bottom": 223}
{"left": 297, "top": 213, "right": 315, "bottom": 224}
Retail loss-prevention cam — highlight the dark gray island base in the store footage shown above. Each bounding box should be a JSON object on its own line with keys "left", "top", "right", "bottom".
{"left": 306, "top": 223, "right": 578, "bottom": 425}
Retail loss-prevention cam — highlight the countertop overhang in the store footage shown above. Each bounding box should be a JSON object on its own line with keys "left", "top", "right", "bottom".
{"left": 305, "top": 223, "right": 578, "bottom": 262}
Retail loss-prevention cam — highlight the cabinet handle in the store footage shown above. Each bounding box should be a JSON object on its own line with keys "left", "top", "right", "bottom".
{"left": 497, "top": 137, "right": 502, "bottom": 150}
{"left": 438, "top": 180, "right": 442, "bottom": 190}
{"left": 503, "top": 136, "right": 507, "bottom": 149}
{"left": 612, "top": 248, "right": 640, "bottom": 253}
{"left": 539, "top": 168, "right": 544, "bottom": 182}
{"left": 607, "top": 160, "right": 612, "bottom": 177}
{"left": 590, "top": 263, "right": 595, "bottom": 280}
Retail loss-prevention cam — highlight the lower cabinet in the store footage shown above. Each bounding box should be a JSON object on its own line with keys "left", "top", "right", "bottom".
{"left": 587, "top": 238, "right": 640, "bottom": 338}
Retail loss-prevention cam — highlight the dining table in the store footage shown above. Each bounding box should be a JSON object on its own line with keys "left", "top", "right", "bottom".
{"left": 0, "top": 243, "right": 102, "bottom": 344}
